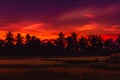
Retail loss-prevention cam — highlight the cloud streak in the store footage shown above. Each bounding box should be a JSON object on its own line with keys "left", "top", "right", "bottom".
{"left": 0, "top": 0, "right": 120, "bottom": 39}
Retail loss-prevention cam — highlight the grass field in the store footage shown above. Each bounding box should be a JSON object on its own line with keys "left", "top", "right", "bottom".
{"left": 0, "top": 56, "right": 119, "bottom": 80}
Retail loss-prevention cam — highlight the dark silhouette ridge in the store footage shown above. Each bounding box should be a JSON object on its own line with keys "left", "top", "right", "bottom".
{"left": 0, "top": 31, "right": 120, "bottom": 57}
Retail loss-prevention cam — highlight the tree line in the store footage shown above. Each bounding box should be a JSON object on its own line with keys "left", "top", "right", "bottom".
{"left": 0, "top": 31, "right": 120, "bottom": 57}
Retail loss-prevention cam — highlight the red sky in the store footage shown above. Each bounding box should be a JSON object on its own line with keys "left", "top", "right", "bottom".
{"left": 0, "top": 0, "right": 120, "bottom": 39}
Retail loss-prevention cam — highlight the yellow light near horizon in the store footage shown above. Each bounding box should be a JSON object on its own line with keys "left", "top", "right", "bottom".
{"left": 0, "top": 30, "right": 58, "bottom": 40}
{"left": 0, "top": 31, "right": 6, "bottom": 39}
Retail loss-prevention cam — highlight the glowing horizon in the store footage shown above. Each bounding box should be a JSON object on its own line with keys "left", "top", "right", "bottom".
{"left": 0, "top": 29, "right": 118, "bottom": 40}
{"left": 0, "top": 0, "right": 120, "bottom": 40}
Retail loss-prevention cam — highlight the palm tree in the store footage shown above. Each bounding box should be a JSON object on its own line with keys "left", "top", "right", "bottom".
{"left": 25, "top": 34, "right": 41, "bottom": 55}
{"left": 88, "top": 35, "right": 103, "bottom": 49}
{"left": 5, "top": 31, "right": 14, "bottom": 47}
{"left": 31, "top": 36, "right": 41, "bottom": 48}
{"left": 66, "top": 32, "right": 78, "bottom": 52}
{"left": 15, "top": 33, "right": 24, "bottom": 46}
{"left": 54, "top": 32, "right": 66, "bottom": 52}
{"left": 78, "top": 36, "right": 88, "bottom": 52}
{"left": 4, "top": 31, "right": 15, "bottom": 55}
{"left": 25, "top": 34, "right": 31, "bottom": 46}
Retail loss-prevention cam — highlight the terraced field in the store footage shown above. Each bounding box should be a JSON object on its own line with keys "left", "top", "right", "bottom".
{"left": 0, "top": 56, "right": 119, "bottom": 80}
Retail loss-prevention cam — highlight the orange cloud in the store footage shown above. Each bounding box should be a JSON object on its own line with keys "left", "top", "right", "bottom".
{"left": 19, "top": 23, "right": 58, "bottom": 39}
{"left": 77, "top": 24, "right": 96, "bottom": 31}
{"left": 0, "top": 22, "right": 59, "bottom": 39}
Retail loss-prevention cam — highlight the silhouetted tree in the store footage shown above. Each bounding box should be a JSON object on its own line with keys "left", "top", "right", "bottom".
{"left": 0, "top": 39, "right": 4, "bottom": 48}
{"left": 88, "top": 35, "right": 103, "bottom": 49}
{"left": 5, "top": 31, "right": 14, "bottom": 47}
{"left": 31, "top": 36, "right": 41, "bottom": 48}
{"left": 78, "top": 36, "right": 88, "bottom": 53}
{"left": 13, "top": 33, "right": 24, "bottom": 56}
{"left": 104, "top": 38, "right": 114, "bottom": 50}
{"left": 0, "top": 39, "right": 4, "bottom": 55}
{"left": 87, "top": 35, "right": 103, "bottom": 55}
{"left": 66, "top": 32, "right": 78, "bottom": 53}
{"left": 25, "top": 34, "right": 42, "bottom": 56}
{"left": 71, "top": 32, "right": 78, "bottom": 43}
{"left": 30, "top": 36, "right": 42, "bottom": 55}
{"left": 103, "top": 38, "right": 117, "bottom": 55}
{"left": 42, "top": 39, "right": 56, "bottom": 56}
{"left": 54, "top": 32, "right": 66, "bottom": 53}
{"left": 15, "top": 33, "right": 24, "bottom": 47}
{"left": 4, "top": 31, "right": 15, "bottom": 56}
{"left": 0, "top": 31, "right": 118, "bottom": 57}
{"left": 115, "top": 34, "right": 120, "bottom": 48}
{"left": 25, "top": 34, "right": 31, "bottom": 46}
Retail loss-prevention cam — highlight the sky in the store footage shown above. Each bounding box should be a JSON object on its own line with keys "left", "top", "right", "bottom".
{"left": 0, "top": 0, "right": 120, "bottom": 39}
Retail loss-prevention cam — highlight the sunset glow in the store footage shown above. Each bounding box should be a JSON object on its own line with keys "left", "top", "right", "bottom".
{"left": 0, "top": 0, "right": 120, "bottom": 39}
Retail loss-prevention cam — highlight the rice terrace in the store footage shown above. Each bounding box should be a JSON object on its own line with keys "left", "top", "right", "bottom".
{"left": 0, "top": 55, "right": 119, "bottom": 80}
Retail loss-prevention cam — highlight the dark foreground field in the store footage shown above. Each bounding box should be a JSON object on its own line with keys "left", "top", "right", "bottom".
{"left": 0, "top": 56, "right": 119, "bottom": 80}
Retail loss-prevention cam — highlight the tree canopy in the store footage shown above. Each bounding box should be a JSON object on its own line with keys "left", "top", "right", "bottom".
{"left": 0, "top": 31, "right": 120, "bottom": 57}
